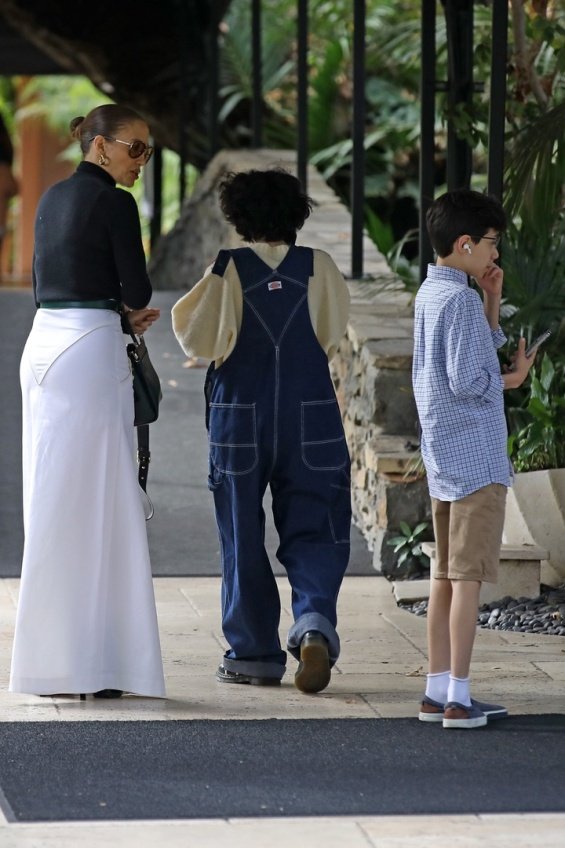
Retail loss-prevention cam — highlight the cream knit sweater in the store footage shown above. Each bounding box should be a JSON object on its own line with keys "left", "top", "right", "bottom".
{"left": 171, "top": 243, "right": 350, "bottom": 367}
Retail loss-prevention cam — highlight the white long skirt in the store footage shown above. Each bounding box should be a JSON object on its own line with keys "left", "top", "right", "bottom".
{"left": 9, "top": 308, "right": 166, "bottom": 697}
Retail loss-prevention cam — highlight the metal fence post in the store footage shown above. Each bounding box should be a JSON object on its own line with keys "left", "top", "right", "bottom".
{"left": 487, "top": 0, "right": 508, "bottom": 200}
{"left": 208, "top": 3, "right": 220, "bottom": 159}
{"left": 177, "top": 0, "right": 190, "bottom": 203}
{"left": 297, "top": 0, "right": 308, "bottom": 191}
{"left": 419, "top": 0, "right": 436, "bottom": 282}
{"left": 443, "top": 0, "right": 474, "bottom": 190}
{"left": 148, "top": 145, "right": 163, "bottom": 251}
{"left": 251, "top": 0, "right": 262, "bottom": 148}
{"left": 351, "top": 0, "right": 365, "bottom": 279}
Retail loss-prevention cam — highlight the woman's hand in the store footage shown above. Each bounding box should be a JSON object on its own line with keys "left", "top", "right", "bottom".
{"left": 126, "top": 307, "right": 161, "bottom": 335}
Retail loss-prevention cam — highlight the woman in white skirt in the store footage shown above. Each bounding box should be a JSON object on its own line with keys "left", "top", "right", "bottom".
{"left": 9, "top": 104, "right": 166, "bottom": 699}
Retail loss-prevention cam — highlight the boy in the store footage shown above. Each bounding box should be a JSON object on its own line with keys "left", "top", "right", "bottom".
{"left": 172, "top": 169, "right": 351, "bottom": 693}
{"left": 413, "top": 189, "right": 535, "bottom": 729}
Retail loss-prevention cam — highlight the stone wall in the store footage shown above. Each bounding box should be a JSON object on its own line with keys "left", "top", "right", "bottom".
{"left": 331, "top": 281, "right": 432, "bottom": 572}
{"left": 150, "top": 149, "right": 432, "bottom": 571}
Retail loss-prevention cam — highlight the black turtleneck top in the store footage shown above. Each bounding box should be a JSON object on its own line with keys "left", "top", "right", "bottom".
{"left": 32, "top": 160, "right": 152, "bottom": 309}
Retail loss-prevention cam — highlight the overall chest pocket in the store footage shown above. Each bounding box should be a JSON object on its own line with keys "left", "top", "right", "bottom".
{"left": 301, "top": 399, "right": 348, "bottom": 471}
{"left": 209, "top": 403, "right": 258, "bottom": 475}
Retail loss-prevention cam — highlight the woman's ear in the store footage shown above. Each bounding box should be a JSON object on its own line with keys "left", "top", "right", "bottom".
{"left": 91, "top": 135, "right": 106, "bottom": 155}
{"left": 90, "top": 134, "right": 110, "bottom": 166}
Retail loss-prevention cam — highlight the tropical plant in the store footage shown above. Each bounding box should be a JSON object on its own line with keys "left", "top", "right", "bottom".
{"left": 364, "top": 207, "right": 420, "bottom": 291}
{"left": 386, "top": 521, "right": 430, "bottom": 579}
{"left": 217, "top": 0, "right": 296, "bottom": 148}
{"left": 500, "top": 98, "right": 565, "bottom": 342}
{"left": 507, "top": 354, "right": 565, "bottom": 472}
{"left": 0, "top": 77, "right": 17, "bottom": 134}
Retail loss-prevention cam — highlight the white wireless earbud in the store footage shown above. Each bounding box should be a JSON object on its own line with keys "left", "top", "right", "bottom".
{"left": 464, "top": 243, "right": 472, "bottom": 254}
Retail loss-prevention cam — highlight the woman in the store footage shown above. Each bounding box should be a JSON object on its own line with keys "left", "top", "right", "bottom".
{"left": 9, "top": 104, "right": 165, "bottom": 699}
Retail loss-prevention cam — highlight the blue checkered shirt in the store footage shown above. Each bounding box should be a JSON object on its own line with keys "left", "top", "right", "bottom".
{"left": 413, "top": 264, "right": 512, "bottom": 501}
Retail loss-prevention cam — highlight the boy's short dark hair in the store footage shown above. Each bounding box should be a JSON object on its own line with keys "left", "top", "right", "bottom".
{"left": 218, "top": 169, "right": 313, "bottom": 244}
{"left": 426, "top": 189, "right": 507, "bottom": 257}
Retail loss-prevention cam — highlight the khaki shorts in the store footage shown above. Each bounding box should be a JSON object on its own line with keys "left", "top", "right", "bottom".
{"left": 431, "top": 484, "right": 507, "bottom": 583}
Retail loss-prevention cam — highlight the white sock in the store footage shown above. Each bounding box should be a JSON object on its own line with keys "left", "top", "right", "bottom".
{"left": 447, "top": 675, "right": 471, "bottom": 707}
{"left": 425, "top": 671, "right": 450, "bottom": 704}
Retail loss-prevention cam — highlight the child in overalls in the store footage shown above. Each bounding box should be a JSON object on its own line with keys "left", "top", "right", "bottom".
{"left": 172, "top": 169, "right": 351, "bottom": 693}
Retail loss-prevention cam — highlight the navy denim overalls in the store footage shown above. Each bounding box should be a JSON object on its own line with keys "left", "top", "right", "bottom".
{"left": 207, "top": 245, "right": 351, "bottom": 680}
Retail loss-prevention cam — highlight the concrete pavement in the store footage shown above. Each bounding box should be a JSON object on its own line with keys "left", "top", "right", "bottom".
{"left": 1, "top": 575, "right": 564, "bottom": 845}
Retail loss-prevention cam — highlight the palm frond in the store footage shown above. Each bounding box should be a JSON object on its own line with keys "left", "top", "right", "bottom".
{"left": 504, "top": 101, "right": 565, "bottom": 220}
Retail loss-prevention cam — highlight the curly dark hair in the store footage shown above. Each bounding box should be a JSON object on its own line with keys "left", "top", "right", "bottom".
{"left": 218, "top": 169, "right": 313, "bottom": 244}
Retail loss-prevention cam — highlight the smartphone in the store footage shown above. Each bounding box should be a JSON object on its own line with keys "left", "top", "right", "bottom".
{"left": 508, "top": 329, "right": 551, "bottom": 371}
{"left": 525, "top": 330, "right": 551, "bottom": 358}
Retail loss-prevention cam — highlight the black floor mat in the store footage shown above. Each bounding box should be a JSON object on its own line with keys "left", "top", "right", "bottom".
{"left": 1, "top": 716, "right": 564, "bottom": 822}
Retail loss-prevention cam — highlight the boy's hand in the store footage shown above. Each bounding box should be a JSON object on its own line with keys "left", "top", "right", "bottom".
{"left": 476, "top": 264, "right": 503, "bottom": 298}
{"left": 503, "top": 337, "right": 536, "bottom": 389}
{"left": 127, "top": 308, "right": 161, "bottom": 335}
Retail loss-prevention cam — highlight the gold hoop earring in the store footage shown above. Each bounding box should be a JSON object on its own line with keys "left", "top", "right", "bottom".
{"left": 98, "top": 153, "right": 110, "bottom": 166}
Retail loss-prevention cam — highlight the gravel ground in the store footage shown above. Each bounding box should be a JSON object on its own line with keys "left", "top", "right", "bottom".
{"left": 399, "top": 584, "right": 565, "bottom": 636}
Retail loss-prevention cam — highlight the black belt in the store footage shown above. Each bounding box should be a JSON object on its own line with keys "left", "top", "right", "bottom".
{"left": 38, "top": 299, "right": 121, "bottom": 313}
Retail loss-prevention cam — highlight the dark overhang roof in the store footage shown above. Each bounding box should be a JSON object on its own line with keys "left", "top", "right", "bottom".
{"left": 0, "top": 14, "right": 68, "bottom": 74}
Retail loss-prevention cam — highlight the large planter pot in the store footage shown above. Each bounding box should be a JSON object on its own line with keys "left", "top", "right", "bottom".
{"left": 503, "top": 468, "right": 565, "bottom": 586}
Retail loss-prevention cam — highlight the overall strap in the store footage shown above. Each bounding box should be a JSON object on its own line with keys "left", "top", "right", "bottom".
{"left": 212, "top": 249, "right": 232, "bottom": 277}
{"left": 286, "top": 245, "right": 314, "bottom": 280}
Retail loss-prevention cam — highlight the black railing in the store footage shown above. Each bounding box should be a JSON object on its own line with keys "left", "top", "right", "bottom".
{"left": 419, "top": 0, "right": 437, "bottom": 282}
{"left": 172, "top": 0, "right": 508, "bottom": 283}
{"left": 418, "top": 0, "right": 508, "bottom": 280}
{"left": 296, "top": 0, "right": 308, "bottom": 192}
{"left": 350, "top": 0, "right": 366, "bottom": 279}
{"left": 488, "top": 0, "right": 508, "bottom": 200}
{"left": 251, "top": 0, "right": 262, "bottom": 148}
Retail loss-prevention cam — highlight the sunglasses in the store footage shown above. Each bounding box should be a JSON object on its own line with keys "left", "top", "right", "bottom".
{"left": 90, "top": 136, "right": 154, "bottom": 163}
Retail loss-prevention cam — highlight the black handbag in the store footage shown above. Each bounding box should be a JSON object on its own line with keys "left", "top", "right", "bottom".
{"left": 125, "top": 327, "right": 162, "bottom": 427}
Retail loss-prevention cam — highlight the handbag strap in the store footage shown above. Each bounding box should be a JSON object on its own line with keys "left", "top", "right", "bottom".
{"left": 137, "top": 424, "right": 150, "bottom": 491}
{"left": 122, "top": 310, "right": 155, "bottom": 518}
{"left": 137, "top": 423, "right": 154, "bottom": 521}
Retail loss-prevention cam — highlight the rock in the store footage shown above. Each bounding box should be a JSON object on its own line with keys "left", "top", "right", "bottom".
{"left": 398, "top": 581, "right": 565, "bottom": 638}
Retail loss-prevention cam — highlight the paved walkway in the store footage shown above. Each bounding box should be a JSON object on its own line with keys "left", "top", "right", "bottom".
{"left": 1, "top": 575, "right": 564, "bottom": 846}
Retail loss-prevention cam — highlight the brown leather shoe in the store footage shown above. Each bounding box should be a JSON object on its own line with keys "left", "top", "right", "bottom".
{"left": 418, "top": 696, "right": 445, "bottom": 722}
{"left": 443, "top": 701, "right": 487, "bottom": 729}
{"left": 294, "top": 631, "right": 331, "bottom": 694}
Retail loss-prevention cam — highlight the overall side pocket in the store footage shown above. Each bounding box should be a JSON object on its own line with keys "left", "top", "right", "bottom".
{"left": 301, "top": 399, "right": 348, "bottom": 471}
{"left": 209, "top": 402, "right": 258, "bottom": 475}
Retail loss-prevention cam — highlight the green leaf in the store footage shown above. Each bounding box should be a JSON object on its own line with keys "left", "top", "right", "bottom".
{"left": 386, "top": 535, "right": 408, "bottom": 547}
{"left": 399, "top": 521, "right": 412, "bottom": 538}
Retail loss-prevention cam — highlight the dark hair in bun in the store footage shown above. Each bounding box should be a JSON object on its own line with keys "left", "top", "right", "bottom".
{"left": 69, "top": 104, "right": 146, "bottom": 155}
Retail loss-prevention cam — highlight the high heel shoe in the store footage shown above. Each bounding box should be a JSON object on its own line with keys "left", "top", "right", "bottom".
{"left": 93, "top": 689, "right": 123, "bottom": 699}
